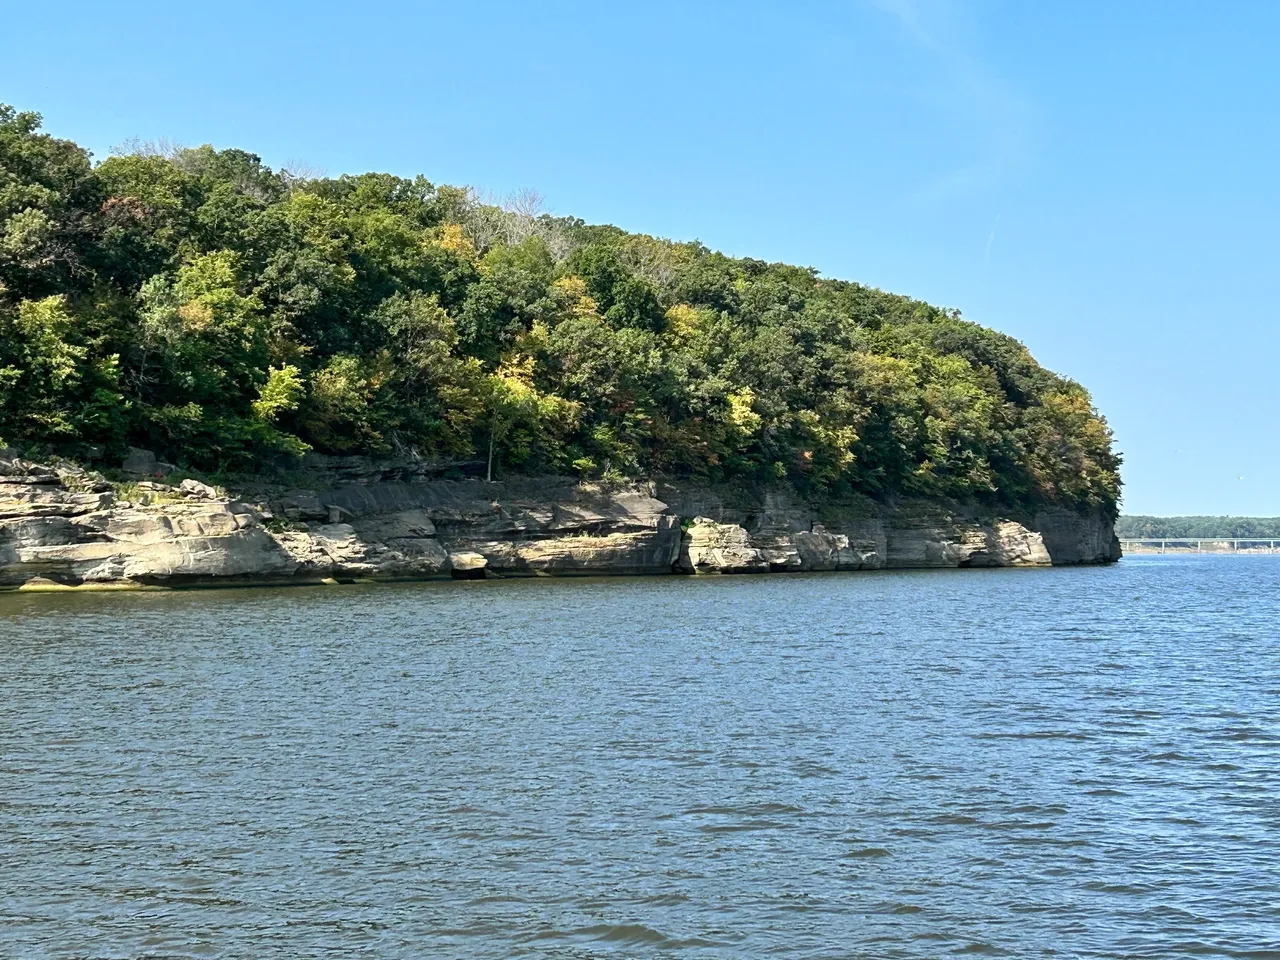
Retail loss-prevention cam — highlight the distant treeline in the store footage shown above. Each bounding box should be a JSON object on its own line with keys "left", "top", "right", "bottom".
{"left": 1116, "top": 516, "right": 1280, "bottom": 539}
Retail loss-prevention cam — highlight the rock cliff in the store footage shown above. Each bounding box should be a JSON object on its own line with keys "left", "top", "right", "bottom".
{"left": 0, "top": 452, "right": 1120, "bottom": 590}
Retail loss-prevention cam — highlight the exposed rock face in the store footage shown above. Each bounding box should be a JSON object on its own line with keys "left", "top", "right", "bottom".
{"left": 1034, "top": 507, "right": 1124, "bottom": 564}
{"left": 178, "top": 478, "right": 218, "bottom": 500}
{"left": 880, "top": 518, "right": 1052, "bottom": 568}
{"left": 678, "top": 519, "right": 770, "bottom": 574}
{"left": 449, "top": 551, "right": 488, "bottom": 579}
{"left": 793, "top": 524, "right": 884, "bottom": 572}
{"left": 121, "top": 447, "right": 174, "bottom": 477}
{"left": 120, "top": 447, "right": 157, "bottom": 475}
{"left": 0, "top": 453, "right": 1120, "bottom": 589}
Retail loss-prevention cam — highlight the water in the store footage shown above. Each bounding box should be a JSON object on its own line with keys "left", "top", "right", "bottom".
{"left": 2, "top": 555, "right": 1278, "bottom": 959}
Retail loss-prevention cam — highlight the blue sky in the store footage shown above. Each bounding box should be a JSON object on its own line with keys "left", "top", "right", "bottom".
{"left": 3, "top": 0, "right": 1276, "bottom": 515}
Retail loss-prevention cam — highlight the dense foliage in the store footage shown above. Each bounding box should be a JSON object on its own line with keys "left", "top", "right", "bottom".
{"left": 1116, "top": 517, "right": 1280, "bottom": 539}
{"left": 0, "top": 105, "right": 1120, "bottom": 514}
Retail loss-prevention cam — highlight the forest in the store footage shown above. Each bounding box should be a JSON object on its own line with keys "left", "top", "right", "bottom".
{"left": 0, "top": 105, "right": 1120, "bottom": 515}
{"left": 1115, "top": 517, "right": 1280, "bottom": 539}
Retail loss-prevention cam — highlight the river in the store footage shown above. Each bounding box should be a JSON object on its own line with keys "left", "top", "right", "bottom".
{"left": 2, "top": 555, "right": 1277, "bottom": 958}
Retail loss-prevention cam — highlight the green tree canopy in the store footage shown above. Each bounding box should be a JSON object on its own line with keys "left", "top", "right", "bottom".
{"left": 0, "top": 104, "right": 1121, "bottom": 514}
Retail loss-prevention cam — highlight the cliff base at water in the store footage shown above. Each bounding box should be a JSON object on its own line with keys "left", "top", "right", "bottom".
{"left": 0, "top": 452, "right": 1120, "bottom": 590}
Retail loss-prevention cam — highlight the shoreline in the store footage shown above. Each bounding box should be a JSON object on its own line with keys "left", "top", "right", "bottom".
{"left": 2, "top": 453, "right": 1121, "bottom": 592}
{"left": 1122, "top": 546, "right": 1280, "bottom": 555}
{"left": 2, "top": 561, "right": 1093, "bottom": 594}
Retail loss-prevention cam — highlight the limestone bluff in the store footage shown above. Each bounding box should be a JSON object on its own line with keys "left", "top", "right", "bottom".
{"left": 1, "top": 451, "right": 1119, "bottom": 590}
{"left": 2, "top": 105, "right": 1122, "bottom": 576}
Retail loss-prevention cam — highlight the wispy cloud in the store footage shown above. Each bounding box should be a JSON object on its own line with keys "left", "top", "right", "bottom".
{"left": 867, "top": 0, "right": 1037, "bottom": 206}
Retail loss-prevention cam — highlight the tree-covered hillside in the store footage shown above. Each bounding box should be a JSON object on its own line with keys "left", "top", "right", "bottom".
{"left": 0, "top": 105, "right": 1120, "bottom": 514}
{"left": 1116, "top": 517, "right": 1280, "bottom": 539}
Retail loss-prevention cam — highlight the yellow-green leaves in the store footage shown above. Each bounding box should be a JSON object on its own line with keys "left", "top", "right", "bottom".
{"left": 1, "top": 208, "right": 56, "bottom": 268}
{"left": 551, "top": 276, "right": 600, "bottom": 322}
{"left": 726, "top": 387, "right": 762, "bottom": 439}
{"left": 664, "top": 303, "right": 713, "bottom": 341}
{"left": 4, "top": 296, "right": 87, "bottom": 436}
{"left": 15, "top": 296, "right": 84, "bottom": 392}
{"left": 481, "top": 356, "right": 581, "bottom": 479}
{"left": 139, "top": 251, "right": 263, "bottom": 343}
{"left": 252, "top": 365, "right": 304, "bottom": 422}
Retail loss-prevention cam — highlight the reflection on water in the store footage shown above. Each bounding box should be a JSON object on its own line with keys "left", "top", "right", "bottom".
{"left": 2, "top": 556, "right": 1278, "bottom": 958}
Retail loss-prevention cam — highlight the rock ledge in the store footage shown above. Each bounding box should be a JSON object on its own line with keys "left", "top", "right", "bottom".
{"left": 0, "top": 454, "right": 1120, "bottom": 589}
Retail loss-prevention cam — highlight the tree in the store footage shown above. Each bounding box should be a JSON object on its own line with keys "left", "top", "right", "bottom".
{"left": 480, "top": 356, "right": 578, "bottom": 481}
{"left": 0, "top": 100, "right": 1121, "bottom": 517}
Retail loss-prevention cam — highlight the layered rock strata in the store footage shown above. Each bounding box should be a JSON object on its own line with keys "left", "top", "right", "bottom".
{"left": 0, "top": 454, "right": 1120, "bottom": 589}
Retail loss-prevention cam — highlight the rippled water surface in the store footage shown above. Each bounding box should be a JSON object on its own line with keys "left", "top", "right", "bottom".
{"left": 3, "top": 555, "right": 1279, "bottom": 958}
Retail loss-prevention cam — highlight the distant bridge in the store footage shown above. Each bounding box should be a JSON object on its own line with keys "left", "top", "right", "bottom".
{"left": 1120, "top": 538, "right": 1280, "bottom": 553}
